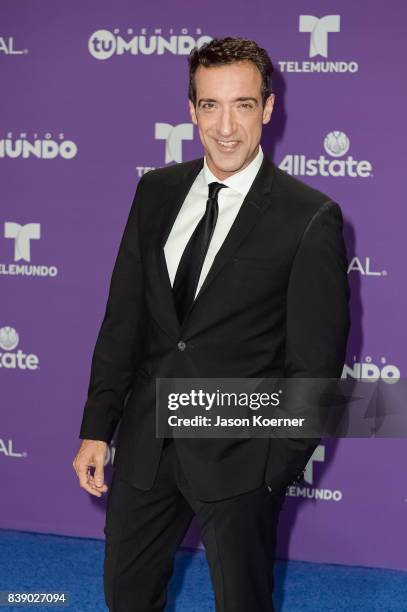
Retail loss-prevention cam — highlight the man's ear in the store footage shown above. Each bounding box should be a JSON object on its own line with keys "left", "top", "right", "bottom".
{"left": 262, "top": 93, "right": 275, "bottom": 125}
{"left": 188, "top": 99, "right": 198, "bottom": 125}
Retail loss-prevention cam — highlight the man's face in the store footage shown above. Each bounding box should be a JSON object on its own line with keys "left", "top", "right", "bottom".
{"left": 188, "top": 60, "right": 275, "bottom": 181}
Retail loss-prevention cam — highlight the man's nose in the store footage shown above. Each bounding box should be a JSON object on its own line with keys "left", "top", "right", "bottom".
{"left": 217, "top": 108, "right": 236, "bottom": 137}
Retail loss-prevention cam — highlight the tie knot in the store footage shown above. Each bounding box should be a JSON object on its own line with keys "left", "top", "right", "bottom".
{"left": 208, "top": 181, "right": 228, "bottom": 201}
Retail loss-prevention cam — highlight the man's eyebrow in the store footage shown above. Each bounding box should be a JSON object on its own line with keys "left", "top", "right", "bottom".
{"left": 197, "top": 98, "right": 217, "bottom": 106}
{"left": 235, "top": 97, "right": 258, "bottom": 103}
{"left": 197, "top": 97, "right": 259, "bottom": 106}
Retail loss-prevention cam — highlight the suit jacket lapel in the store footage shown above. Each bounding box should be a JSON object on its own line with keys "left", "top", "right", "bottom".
{"left": 151, "top": 153, "right": 276, "bottom": 339}
{"left": 193, "top": 154, "right": 276, "bottom": 303}
{"left": 151, "top": 158, "right": 204, "bottom": 338}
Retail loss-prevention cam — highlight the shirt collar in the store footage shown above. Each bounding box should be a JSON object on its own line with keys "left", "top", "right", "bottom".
{"left": 203, "top": 144, "right": 264, "bottom": 197}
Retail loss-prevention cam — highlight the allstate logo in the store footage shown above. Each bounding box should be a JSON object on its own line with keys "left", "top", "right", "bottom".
{"left": 324, "top": 131, "right": 350, "bottom": 157}
{"left": 279, "top": 131, "right": 372, "bottom": 178}
{"left": 0, "top": 326, "right": 39, "bottom": 370}
{"left": 0, "top": 326, "right": 19, "bottom": 351}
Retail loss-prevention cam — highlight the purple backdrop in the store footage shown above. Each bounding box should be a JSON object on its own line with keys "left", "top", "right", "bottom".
{"left": 1, "top": 1, "right": 406, "bottom": 572}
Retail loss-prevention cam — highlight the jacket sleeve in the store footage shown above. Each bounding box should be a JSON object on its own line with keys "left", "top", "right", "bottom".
{"left": 265, "top": 199, "right": 351, "bottom": 493}
{"left": 79, "top": 175, "right": 148, "bottom": 443}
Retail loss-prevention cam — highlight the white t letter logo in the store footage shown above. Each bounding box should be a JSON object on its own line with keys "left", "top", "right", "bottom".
{"left": 304, "top": 445, "right": 325, "bottom": 485}
{"left": 155, "top": 123, "right": 194, "bottom": 163}
{"left": 4, "top": 222, "right": 41, "bottom": 262}
{"left": 299, "top": 15, "right": 341, "bottom": 58}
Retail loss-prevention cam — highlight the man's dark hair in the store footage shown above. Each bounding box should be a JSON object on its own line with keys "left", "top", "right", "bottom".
{"left": 188, "top": 36, "right": 274, "bottom": 108}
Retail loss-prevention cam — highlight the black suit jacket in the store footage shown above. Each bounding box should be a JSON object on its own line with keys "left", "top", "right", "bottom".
{"left": 79, "top": 153, "right": 350, "bottom": 501}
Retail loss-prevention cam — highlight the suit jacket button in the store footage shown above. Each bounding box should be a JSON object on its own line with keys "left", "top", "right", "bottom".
{"left": 177, "top": 341, "right": 186, "bottom": 351}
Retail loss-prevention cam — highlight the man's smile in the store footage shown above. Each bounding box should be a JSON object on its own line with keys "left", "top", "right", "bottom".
{"left": 215, "top": 139, "right": 241, "bottom": 151}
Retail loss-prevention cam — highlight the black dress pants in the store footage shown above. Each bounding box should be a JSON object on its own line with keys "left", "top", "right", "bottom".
{"left": 104, "top": 439, "right": 285, "bottom": 612}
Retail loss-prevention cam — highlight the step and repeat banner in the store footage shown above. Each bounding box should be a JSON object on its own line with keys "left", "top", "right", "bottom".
{"left": 1, "top": 1, "right": 406, "bottom": 571}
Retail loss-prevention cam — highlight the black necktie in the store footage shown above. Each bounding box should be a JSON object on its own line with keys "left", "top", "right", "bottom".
{"left": 173, "top": 181, "right": 228, "bottom": 324}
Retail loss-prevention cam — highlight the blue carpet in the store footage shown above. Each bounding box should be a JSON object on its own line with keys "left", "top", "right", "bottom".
{"left": 0, "top": 529, "right": 406, "bottom": 611}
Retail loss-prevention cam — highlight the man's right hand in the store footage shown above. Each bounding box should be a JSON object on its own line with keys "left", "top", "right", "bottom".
{"left": 72, "top": 439, "right": 109, "bottom": 497}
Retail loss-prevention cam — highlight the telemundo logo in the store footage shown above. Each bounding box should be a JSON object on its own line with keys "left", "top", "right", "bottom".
{"left": 279, "top": 131, "right": 372, "bottom": 178}
{"left": 300, "top": 15, "right": 340, "bottom": 59}
{"left": 155, "top": 122, "right": 194, "bottom": 164}
{"left": 1, "top": 222, "right": 58, "bottom": 278}
{"left": 136, "top": 122, "right": 194, "bottom": 176}
{"left": 279, "top": 14, "right": 359, "bottom": 74}
{"left": 287, "top": 445, "right": 343, "bottom": 502}
{"left": 88, "top": 29, "right": 212, "bottom": 60}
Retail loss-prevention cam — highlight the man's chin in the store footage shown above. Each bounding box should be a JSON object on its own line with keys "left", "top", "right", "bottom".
{"left": 207, "top": 151, "right": 247, "bottom": 176}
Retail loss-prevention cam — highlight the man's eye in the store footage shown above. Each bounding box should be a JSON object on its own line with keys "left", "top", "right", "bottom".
{"left": 240, "top": 103, "right": 254, "bottom": 109}
{"left": 202, "top": 103, "right": 215, "bottom": 109}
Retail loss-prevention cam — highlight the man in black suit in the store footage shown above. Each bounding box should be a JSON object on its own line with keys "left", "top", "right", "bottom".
{"left": 73, "top": 37, "right": 350, "bottom": 612}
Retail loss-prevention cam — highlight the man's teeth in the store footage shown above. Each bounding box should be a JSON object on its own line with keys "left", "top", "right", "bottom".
{"left": 217, "top": 140, "right": 238, "bottom": 148}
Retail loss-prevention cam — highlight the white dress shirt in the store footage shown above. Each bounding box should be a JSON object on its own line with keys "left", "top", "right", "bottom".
{"left": 164, "top": 144, "right": 264, "bottom": 298}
